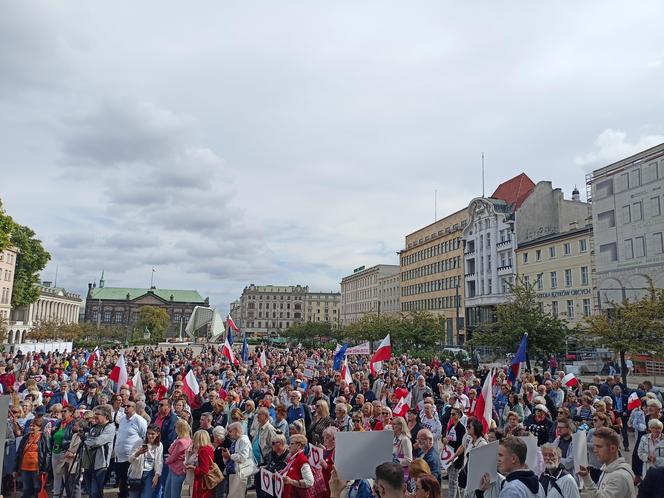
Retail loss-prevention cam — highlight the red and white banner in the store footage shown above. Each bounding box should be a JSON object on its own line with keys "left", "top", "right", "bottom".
{"left": 308, "top": 444, "right": 323, "bottom": 469}
{"left": 108, "top": 354, "right": 128, "bottom": 393}
{"left": 260, "top": 468, "right": 274, "bottom": 496}
{"left": 628, "top": 391, "right": 640, "bottom": 411}
{"left": 273, "top": 473, "right": 284, "bottom": 498}
{"left": 562, "top": 373, "right": 579, "bottom": 388}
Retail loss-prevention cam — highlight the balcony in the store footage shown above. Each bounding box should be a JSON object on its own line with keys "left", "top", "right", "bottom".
{"left": 497, "top": 239, "right": 512, "bottom": 248}
{"left": 464, "top": 272, "right": 475, "bottom": 279}
{"left": 497, "top": 265, "right": 513, "bottom": 275}
{"left": 464, "top": 249, "right": 475, "bottom": 257}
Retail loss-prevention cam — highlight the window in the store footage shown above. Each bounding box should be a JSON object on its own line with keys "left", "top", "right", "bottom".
{"left": 581, "top": 266, "right": 589, "bottom": 286}
{"left": 488, "top": 279, "right": 492, "bottom": 294}
{"left": 565, "top": 269, "right": 572, "bottom": 287}
{"left": 597, "top": 210, "right": 616, "bottom": 229}
{"left": 630, "top": 168, "right": 641, "bottom": 188}
{"left": 651, "top": 197, "right": 661, "bottom": 217}
{"left": 563, "top": 242, "right": 571, "bottom": 255}
{"left": 599, "top": 242, "right": 618, "bottom": 262}
{"left": 551, "top": 301, "right": 559, "bottom": 317}
{"left": 583, "top": 299, "right": 592, "bottom": 317}
{"left": 624, "top": 239, "right": 634, "bottom": 259}
{"left": 633, "top": 202, "right": 643, "bottom": 222}
{"left": 115, "top": 311, "right": 123, "bottom": 323}
{"left": 623, "top": 205, "right": 631, "bottom": 223}
{"left": 579, "top": 239, "right": 588, "bottom": 252}
{"left": 92, "top": 310, "right": 98, "bottom": 322}
{"left": 620, "top": 172, "right": 630, "bottom": 190}
{"left": 549, "top": 246, "right": 556, "bottom": 258}
{"left": 595, "top": 179, "right": 614, "bottom": 198}
{"left": 104, "top": 311, "right": 111, "bottom": 322}
{"left": 536, "top": 249, "right": 541, "bottom": 261}
{"left": 654, "top": 232, "right": 664, "bottom": 254}
{"left": 536, "top": 274, "right": 543, "bottom": 290}
{"left": 174, "top": 313, "right": 182, "bottom": 323}
{"left": 635, "top": 236, "right": 646, "bottom": 258}
{"left": 550, "top": 271, "right": 558, "bottom": 289}
{"left": 567, "top": 300, "right": 575, "bottom": 319}
{"left": 522, "top": 275, "right": 529, "bottom": 287}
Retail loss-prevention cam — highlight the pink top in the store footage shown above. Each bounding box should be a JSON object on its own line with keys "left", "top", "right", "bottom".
{"left": 165, "top": 437, "right": 192, "bottom": 476}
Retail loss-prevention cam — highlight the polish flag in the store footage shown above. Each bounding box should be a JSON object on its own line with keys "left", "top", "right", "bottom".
{"left": 627, "top": 391, "right": 641, "bottom": 411}
{"left": 257, "top": 350, "right": 267, "bottom": 369}
{"left": 562, "top": 373, "right": 579, "bottom": 388}
{"left": 393, "top": 390, "right": 412, "bottom": 418}
{"left": 183, "top": 369, "right": 200, "bottom": 404}
{"left": 473, "top": 369, "right": 495, "bottom": 434}
{"left": 341, "top": 359, "right": 353, "bottom": 384}
{"left": 108, "top": 354, "right": 128, "bottom": 394}
{"left": 128, "top": 370, "right": 144, "bottom": 394}
{"left": 222, "top": 337, "right": 237, "bottom": 365}
{"left": 87, "top": 347, "right": 99, "bottom": 368}
{"left": 227, "top": 314, "right": 240, "bottom": 332}
{"left": 370, "top": 334, "right": 392, "bottom": 375}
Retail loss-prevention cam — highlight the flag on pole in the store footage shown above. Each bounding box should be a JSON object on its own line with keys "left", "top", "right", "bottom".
{"left": 562, "top": 372, "right": 579, "bottom": 388}
{"left": 227, "top": 314, "right": 239, "bottom": 345}
{"left": 108, "top": 354, "right": 128, "bottom": 393}
{"left": 257, "top": 350, "right": 267, "bottom": 369}
{"left": 627, "top": 391, "right": 641, "bottom": 411}
{"left": 241, "top": 334, "right": 249, "bottom": 363}
{"left": 128, "top": 370, "right": 144, "bottom": 395}
{"left": 507, "top": 333, "right": 528, "bottom": 384}
{"left": 393, "top": 390, "right": 412, "bottom": 417}
{"left": 87, "top": 347, "right": 99, "bottom": 368}
{"left": 333, "top": 343, "right": 349, "bottom": 371}
{"left": 183, "top": 369, "right": 200, "bottom": 404}
{"left": 474, "top": 368, "right": 495, "bottom": 433}
{"left": 222, "top": 336, "right": 237, "bottom": 365}
{"left": 370, "top": 334, "right": 392, "bottom": 375}
{"left": 341, "top": 359, "right": 353, "bottom": 384}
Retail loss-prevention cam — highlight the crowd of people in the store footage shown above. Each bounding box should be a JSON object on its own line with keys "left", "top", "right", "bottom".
{"left": 0, "top": 344, "right": 663, "bottom": 498}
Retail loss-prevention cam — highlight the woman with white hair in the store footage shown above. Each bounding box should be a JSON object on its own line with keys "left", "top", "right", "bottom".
{"left": 637, "top": 418, "right": 664, "bottom": 477}
{"left": 221, "top": 422, "right": 257, "bottom": 498}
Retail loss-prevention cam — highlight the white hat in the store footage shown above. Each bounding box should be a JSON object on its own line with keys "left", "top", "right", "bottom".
{"left": 534, "top": 404, "right": 549, "bottom": 414}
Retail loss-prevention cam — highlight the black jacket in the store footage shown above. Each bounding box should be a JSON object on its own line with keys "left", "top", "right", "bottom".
{"left": 638, "top": 466, "right": 664, "bottom": 498}
{"left": 16, "top": 431, "right": 52, "bottom": 473}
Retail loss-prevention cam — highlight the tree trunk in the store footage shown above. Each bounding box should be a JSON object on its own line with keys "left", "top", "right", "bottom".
{"left": 620, "top": 350, "right": 627, "bottom": 387}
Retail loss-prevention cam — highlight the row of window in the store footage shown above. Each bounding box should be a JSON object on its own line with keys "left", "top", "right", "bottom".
{"left": 247, "top": 302, "right": 302, "bottom": 310}
{"left": 401, "top": 276, "right": 462, "bottom": 296}
{"left": 246, "top": 294, "right": 304, "bottom": 300}
{"left": 247, "top": 319, "right": 298, "bottom": 329}
{"left": 599, "top": 232, "right": 664, "bottom": 263}
{"left": 522, "top": 239, "right": 588, "bottom": 264}
{"left": 0, "top": 287, "right": 11, "bottom": 304}
{"left": 522, "top": 266, "right": 590, "bottom": 289}
{"left": 401, "top": 295, "right": 461, "bottom": 311}
{"left": 0, "top": 252, "right": 15, "bottom": 264}
{"left": 401, "top": 256, "right": 461, "bottom": 281}
{"left": 401, "top": 238, "right": 462, "bottom": 266}
{"left": 594, "top": 158, "right": 664, "bottom": 199}
{"left": 549, "top": 299, "right": 592, "bottom": 319}
{"left": 597, "top": 197, "right": 663, "bottom": 230}
{"left": 91, "top": 310, "right": 190, "bottom": 325}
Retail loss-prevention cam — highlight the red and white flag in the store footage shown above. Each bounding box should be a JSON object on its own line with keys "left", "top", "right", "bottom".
{"left": 227, "top": 314, "right": 240, "bottom": 332}
{"left": 628, "top": 391, "right": 641, "bottom": 411}
{"left": 473, "top": 368, "right": 495, "bottom": 434}
{"left": 562, "top": 373, "right": 579, "bottom": 388}
{"left": 87, "top": 347, "right": 99, "bottom": 368}
{"left": 370, "top": 334, "right": 392, "bottom": 375}
{"left": 341, "top": 359, "right": 353, "bottom": 384}
{"left": 183, "top": 369, "right": 200, "bottom": 404}
{"left": 222, "top": 337, "right": 237, "bottom": 365}
{"left": 108, "top": 354, "right": 128, "bottom": 393}
{"left": 393, "top": 390, "right": 412, "bottom": 418}
{"left": 257, "top": 350, "right": 267, "bottom": 369}
{"left": 127, "top": 370, "right": 144, "bottom": 394}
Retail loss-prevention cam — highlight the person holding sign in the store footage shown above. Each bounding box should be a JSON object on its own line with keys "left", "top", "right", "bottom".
{"left": 281, "top": 434, "right": 314, "bottom": 498}
{"left": 256, "top": 433, "right": 289, "bottom": 498}
{"left": 486, "top": 436, "right": 544, "bottom": 498}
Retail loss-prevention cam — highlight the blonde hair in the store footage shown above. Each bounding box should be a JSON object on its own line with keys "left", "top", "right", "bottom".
{"left": 192, "top": 429, "right": 212, "bottom": 452}
{"left": 408, "top": 458, "right": 431, "bottom": 479}
{"left": 316, "top": 399, "right": 331, "bottom": 418}
{"left": 390, "top": 416, "right": 410, "bottom": 438}
{"left": 175, "top": 419, "right": 191, "bottom": 439}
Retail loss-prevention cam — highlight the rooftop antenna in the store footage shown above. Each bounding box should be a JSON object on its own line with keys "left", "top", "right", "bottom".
{"left": 482, "top": 152, "right": 485, "bottom": 197}
{"left": 54, "top": 264, "right": 59, "bottom": 287}
{"left": 434, "top": 189, "right": 438, "bottom": 222}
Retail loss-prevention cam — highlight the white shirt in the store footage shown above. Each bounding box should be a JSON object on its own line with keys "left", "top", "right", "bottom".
{"left": 115, "top": 413, "right": 148, "bottom": 462}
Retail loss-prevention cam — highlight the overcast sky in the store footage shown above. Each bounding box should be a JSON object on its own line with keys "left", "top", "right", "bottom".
{"left": 2, "top": 1, "right": 663, "bottom": 310}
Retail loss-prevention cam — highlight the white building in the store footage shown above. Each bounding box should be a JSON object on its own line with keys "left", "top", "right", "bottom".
{"left": 340, "top": 264, "right": 400, "bottom": 326}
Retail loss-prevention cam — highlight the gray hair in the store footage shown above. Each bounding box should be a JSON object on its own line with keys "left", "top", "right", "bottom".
{"left": 648, "top": 419, "right": 663, "bottom": 430}
{"left": 540, "top": 443, "right": 562, "bottom": 457}
{"left": 212, "top": 426, "right": 226, "bottom": 440}
{"left": 227, "top": 421, "right": 244, "bottom": 434}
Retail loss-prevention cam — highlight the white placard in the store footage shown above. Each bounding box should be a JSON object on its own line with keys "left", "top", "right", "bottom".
{"left": 466, "top": 441, "right": 499, "bottom": 494}
{"left": 335, "top": 430, "right": 393, "bottom": 481}
{"left": 260, "top": 468, "right": 274, "bottom": 496}
{"left": 303, "top": 368, "right": 315, "bottom": 379}
{"left": 273, "top": 472, "right": 284, "bottom": 498}
{"left": 518, "top": 435, "right": 539, "bottom": 472}
{"left": 305, "top": 358, "right": 317, "bottom": 369}
{"left": 346, "top": 342, "right": 371, "bottom": 355}
{"left": 308, "top": 444, "right": 323, "bottom": 469}
{"left": 572, "top": 430, "right": 588, "bottom": 473}
{"left": 440, "top": 444, "right": 455, "bottom": 470}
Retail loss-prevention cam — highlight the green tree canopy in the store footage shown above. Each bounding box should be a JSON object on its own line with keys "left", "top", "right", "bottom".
{"left": 281, "top": 321, "right": 334, "bottom": 347}
{"left": 0, "top": 200, "right": 14, "bottom": 251}
{"left": 136, "top": 306, "right": 171, "bottom": 343}
{"left": 11, "top": 224, "right": 51, "bottom": 308}
{"left": 469, "top": 277, "right": 570, "bottom": 361}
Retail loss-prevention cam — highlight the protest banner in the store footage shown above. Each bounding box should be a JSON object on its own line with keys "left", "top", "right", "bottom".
{"left": 308, "top": 444, "right": 323, "bottom": 469}
{"left": 440, "top": 444, "right": 455, "bottom": 470}
{"left": 335, "top": 430, "right": 393, "bottom": 481}
{"left": 346, "top": 342, "right": 371, "bottom": 355}
{"left": 260, "top": 468, "right": 274, "bottom": 496}
{"left": 466, "top": 441, "right": 499, "bottom": 494}
{"left": 518, "top": 435, "right": 539, "bottom": 472}
{"left": 274, "top": 473, "right": 284, "bottom": 498}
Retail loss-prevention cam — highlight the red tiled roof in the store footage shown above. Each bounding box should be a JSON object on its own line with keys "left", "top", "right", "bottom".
{"left": 491, "top": 173, "right": 535, "bottom": 209}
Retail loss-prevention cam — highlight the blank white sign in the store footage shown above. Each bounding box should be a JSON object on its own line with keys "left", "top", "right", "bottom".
{"left": 335, "top": 430, "right": 393, "bottom": 481}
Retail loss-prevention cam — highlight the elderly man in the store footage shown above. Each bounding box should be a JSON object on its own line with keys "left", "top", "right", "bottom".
{"left": 540, "top": 443, "right": 580, "bottom": 498}
{"left": 287, "top": 390, "right": 311, "bottom": 427}
{"left": 83, "top": 404, "right": 116, "bottom": 498}
{"left": 412, "top": 376, "right": 433, "bottom": 407}
{"left": 252, "top": 407, "right": 277, "bottom": 465}
{"left": 578, "top": 427, "right": 636, "bottom": 498}
{"left": 416, "top": 429, "right": 441, "bottom": 481}
{"left": 222, "top": 422, "right": 257, "bottom": 498}
{"left": 115, "top": 400, "right": 148, "bottom": 498}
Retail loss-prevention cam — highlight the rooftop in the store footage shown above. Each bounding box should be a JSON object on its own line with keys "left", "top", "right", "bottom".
{"left": 89, "top": 287, "right": 206, "bottom": 303}
{"left": 491, "top": 172, "right": 536, "bottom": 209}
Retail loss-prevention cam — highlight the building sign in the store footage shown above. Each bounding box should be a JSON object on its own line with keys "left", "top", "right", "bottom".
{"left": 536, "top": 288, "right": 591, "bottom": 299}
{"left": 353, "top": 266, "right": 366, "bottom": 274}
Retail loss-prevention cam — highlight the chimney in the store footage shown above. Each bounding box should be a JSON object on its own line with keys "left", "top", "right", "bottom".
{"left": 570, "top": 220, "right": 579, "bottom": 230}
{"left": 88, "top": 283, "right": 93, "bottom": 292}
{"left": 572, "top": 186, "right": 580, "bottom": 202}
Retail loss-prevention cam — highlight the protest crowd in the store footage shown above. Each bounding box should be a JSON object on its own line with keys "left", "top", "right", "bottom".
{"left": 0, "top": 331, "right": 663, "bottom": 498}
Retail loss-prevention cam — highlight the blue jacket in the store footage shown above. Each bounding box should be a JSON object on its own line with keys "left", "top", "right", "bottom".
{"left": 423, "top": 447, "right": 441, "bottom": 481}
{"left": 159, "top": 411, "right": 179, "bottom": 455}
{"left": 48, "top": 391, "right": 79, "bottom": 408}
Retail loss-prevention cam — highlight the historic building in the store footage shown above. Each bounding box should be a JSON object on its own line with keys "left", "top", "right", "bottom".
{"left": 0, "top": 246, "right": 18, "bottom": 323}
{"left": 399, "top": 208, "right": 468, "bottom": 345}
{"left": 515, "top": 226, "right": 594, "bottom": 327}
{"left": 463, "top": 173, "right": 535, "bottom": 337}
{"left": 588, "top": 142, "right": 664, "bottom": 307}
{"left": 340, "top": 264, "right": 400, "bottom": 326}
{"left": 237, "top": 284, "right": 308, "bottom": 337}
{"left": 305, "top": 291, "right": 341, "bottom": 328}
{"left": 378, "top": 272, "right": 400, "bottom": 317}
{"left": 7, "top": 282, "right": 83, "bottom": 344}
{"left": 83, "top": 275, "right": 207, "bottom": 338}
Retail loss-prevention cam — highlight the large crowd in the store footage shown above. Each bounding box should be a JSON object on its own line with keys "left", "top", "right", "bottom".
{"left": 1, "top": 344, "right": 663, "bottom": 498}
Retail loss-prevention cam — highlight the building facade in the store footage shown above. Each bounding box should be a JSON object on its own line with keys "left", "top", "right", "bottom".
{"left": 8, "top": 282, "right": 83, "bottom": 344}
{"left": 399, "top": 208, "right": 467, "bottom": 345}
{"left": 515, "top": 226, "right": 594, "bottom": 328}
{"left": 463, "top": 173, "right": 537, "bottom": 336}
{"left": 340, "top": 265, "right": 400, "bottom": 327}
{"left": 305, "top": 291, "right": 341, "bottom": 328}
{"left": 238, "top": 284, "right": 308, "bottom": 337}
{"left": 83, "top": 278, "right": 207, "bottom": 338}
{"left": 588, "top": 143, "right": 664, "bottom": 307}
{"left": 378, "top": 273, "right": 400, "bottom": 317}
{"left": 0, "top": 246, "right": 17, "bottom": 323}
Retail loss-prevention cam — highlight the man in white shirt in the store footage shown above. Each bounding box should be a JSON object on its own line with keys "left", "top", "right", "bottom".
{"left": 114, "top": 401, "right": 148, "bottom": 498}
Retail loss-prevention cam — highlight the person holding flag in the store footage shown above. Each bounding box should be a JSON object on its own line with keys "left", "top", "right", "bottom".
{"left": 508, "top": 333, "right": 528, "bottom": 388}
{"left": 241, "top": 334, "right": 249, "bottom": 364}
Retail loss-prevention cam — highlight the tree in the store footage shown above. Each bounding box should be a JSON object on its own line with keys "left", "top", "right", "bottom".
{"left": 282, "top": 321, "right": 333, "bottom": 347}
{"left": 10, "top": 224, "right": 51, "bottom": 308}
{"left": 135, "top": 306, "right": 171, "bottom": 343}
{"left": 26, "top": 320, "right": 85, "bottom": 342}
{"left": 0, "top": 200, "right": 14, "bottom": 252}
{"left": 469, "top": 277, "right": 570, "bottom": 362}
{"left": 584, "top": 284, "right": 664, "bottom": 386}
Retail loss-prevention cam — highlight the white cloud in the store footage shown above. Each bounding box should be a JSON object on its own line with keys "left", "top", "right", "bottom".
{"left": 575, "top": 129, "right": 664, "bottom": 168}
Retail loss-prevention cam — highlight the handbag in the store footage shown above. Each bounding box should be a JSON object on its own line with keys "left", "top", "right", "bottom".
{"left": 203, "top": 462, "right": 225, "bottom": 490}
{"left": 458, "top": 463, "right": 468, "bottom": 489}
{"left": 127, "top": 477, "right": 144, "bottom": 491}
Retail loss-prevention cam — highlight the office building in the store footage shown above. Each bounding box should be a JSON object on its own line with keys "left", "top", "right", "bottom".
{"left": 340, "top": 265, "right": 400, "bottom": 326}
